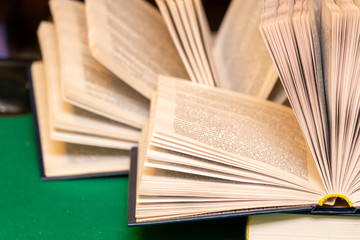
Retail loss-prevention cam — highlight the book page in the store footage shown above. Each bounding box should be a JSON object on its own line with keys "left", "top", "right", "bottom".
{"left": 85, "top": 0, "right": 189, "bottom": 99}
{"left": 51, "top": 128, "right": 136, "bottom": 150}
{"left": 330, "top": 0, "right": 360, "bottom": 195}
{"left": 37, "top": 21, "right": 141, "bottom": 143}
{"left": 136, "top": 167, "right": 319, "bottom": 220}
{"left": 31, "top": 62, "right": 130, "bottom": 177}
{"left": 152, "top": 77, "right": 323, "bottom": 190}
{"left": 49, "top": 0, "right": 149, "bottom": 129}
{"left": 260, "top": 0, "right": 332, "bottom": 192}
{"left": 145, "top": 148, "right": 318, "bottom": 191}
{"left": 213, "top": 0, "right": 278, "bottom": 99}
{"left": 134, "top": 76, "right": 327, "bottom": 222}
{"left": 292, "top": 0, "right": 331, "bottom": 187}
{"left": 155, "top": 0, "right": 219, "bottom": 87}
{"left": 137, "top": 91, "right": 162, "bottom": 189}
{"left": 249, "top": 214, "right": 360, "bottom": 240}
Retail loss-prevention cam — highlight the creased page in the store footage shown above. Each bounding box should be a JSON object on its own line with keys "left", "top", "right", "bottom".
{"left": 50, "top": 0, "right": 149, "bottom": 129}
{"left": 85, "top": 0, "right": 189, "bottom": 99}
{"left": 213, "top": 0, "right": 278, "bottom": 99}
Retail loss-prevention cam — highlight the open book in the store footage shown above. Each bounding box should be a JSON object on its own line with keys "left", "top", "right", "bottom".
{"left": 32, "top": 0, "right": 284, "bottom": 179}
{"left": 129, "top": 76, "right": 324, "bottom": 224}
{"left": 32, "top": 0, "right": 146, "bottom": 179}
{"left": 30, "top": 62, "right": 130, "bottom": 179}
{"left": 85, "top": 0, "right": 282, "bottom": 102}
{"left": 128, "top": 0, "right": 360, "bottom": 225}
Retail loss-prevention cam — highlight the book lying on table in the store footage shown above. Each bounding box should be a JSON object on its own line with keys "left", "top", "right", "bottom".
{"left": 128, "top": 0, "right": 360, "bottom": 223}
{"left": 247, "top": 213, "right": 360, "bottom": 240}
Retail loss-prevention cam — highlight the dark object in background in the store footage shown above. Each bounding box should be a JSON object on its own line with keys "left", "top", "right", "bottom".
{"left": 1, "top": 0, "right": 230, "bottom": 59}
{"left": 0, "top": 0, "right": 230, "bottom": 117}
{"left": 0, "top": 0, "right": 50, "bottom": 60}
{"left": 0, "top": 0, "right": 18, "bottom": 58}
{"left": 145, "top": 0, "right": 231, "bottom": 31}
{"left": 0, "top": 59, "right": 32, "bottom": 116}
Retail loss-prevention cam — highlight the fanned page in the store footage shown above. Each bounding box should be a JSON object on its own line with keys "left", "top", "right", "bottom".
{"left": 260, "top": 0, "right": 332, "bottom": 194}
{"left": 213, "top": 0, "right": 278, "bottom": 99}
{"left": 248, "top": 214, "right": 360, "bottom": 240}
{"left": 155, "top": 0, "right": 219, "bottom": 87}
{"left": 85, "top": 0, "right": 189, "bottom": 99}
{"left": 134, "top": 76, "right": 326, "bottom": 222}
{"left": 31, "top": 62, "right": 130, "bottom": 178}
{"left": 322, "top": 0, "right": 360, "bottom": 197}
{"left": 260, "top": 0, "right": 360, "bottom": 207}
{"left": 37, "top": 21, "right": 140, "bottom": 148}
{"left": 49, "top": 0, "right": 149, "bottom": 129}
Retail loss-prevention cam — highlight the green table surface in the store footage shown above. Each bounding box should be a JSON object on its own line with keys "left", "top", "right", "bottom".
{"left": 0, "top": 114, "right": 246, "bottom": 239}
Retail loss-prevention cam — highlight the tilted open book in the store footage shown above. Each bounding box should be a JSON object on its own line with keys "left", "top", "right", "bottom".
{"left": 32, "top": 0, "right": 283, "bottom": 179}
{"left": 128, "top": 0, "right": 360, "bottom": 224}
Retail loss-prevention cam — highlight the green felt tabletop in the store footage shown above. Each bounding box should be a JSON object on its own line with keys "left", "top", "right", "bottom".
{"left": 0, "top": 114, "right": 246, "bottom": 239}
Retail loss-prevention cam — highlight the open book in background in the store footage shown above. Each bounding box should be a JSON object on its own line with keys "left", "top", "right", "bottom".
{"left": 37, "top": 21, "right": 139, "bottom": 150}
{"left": 30, "top": 62, "right": 130, "bottom": 180}
{"left": 85, "top": 0, "right": 285, "bottom": 102}
{"left": 247, "top": 213, "right": 360, "bottom": 240}
{"left": 128, "top": 0, "right": 360, "bottom": 225}
{"left": 32, "top": 0, "right": 286, "bottom": 179}
{"left": 49, "top": 0, "right": 150, "bottom": 129}
{"left": 32, "top": 0, "right": 147, "bottom": 179}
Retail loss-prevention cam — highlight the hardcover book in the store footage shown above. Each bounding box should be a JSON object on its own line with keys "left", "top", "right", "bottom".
{"left": 128, "top": 0, "right": 360, "bottom": 225}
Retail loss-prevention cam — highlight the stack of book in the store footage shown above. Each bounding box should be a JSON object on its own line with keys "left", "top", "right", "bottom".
{"left": 30, "top": 0, "right": 360, "bottom": 234}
